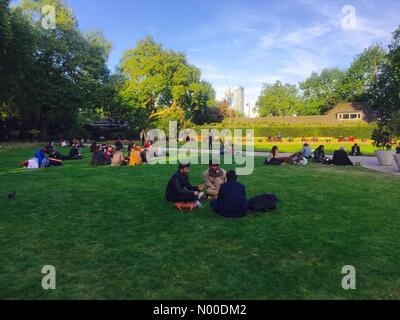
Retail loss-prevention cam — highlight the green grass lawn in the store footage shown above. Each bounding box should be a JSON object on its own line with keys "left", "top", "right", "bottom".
{"left": 0, "top": 147, "right": 399, "bottom": 300}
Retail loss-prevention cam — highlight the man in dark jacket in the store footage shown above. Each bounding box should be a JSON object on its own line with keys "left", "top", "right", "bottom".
{"left": 211, "top": 170, "right": 248, "bottom": 218}
{"left": 349, "top": 143, "right": 362, "bottom": 156}
{"left": 165, "top": 163, "right": 205, "bottom": 203}
{"left": 332, "top": 147, "right": 354, "bottom": 166}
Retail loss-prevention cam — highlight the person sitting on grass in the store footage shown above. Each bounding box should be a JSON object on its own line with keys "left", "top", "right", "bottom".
{"left": 35, "top": 147, "right": 48, "bottom": 167}
{"left": 104, "top": 146, "right": 114, "bottom": 162}
{"left": 48, "top": 148, "right": 63, "bottom": 166}
{"left": 396, "top": 143, "right": 400, "bottom": 154}
{"left": 165, "top": 163, "right": 205, "bottom": 206}
{"left": 91, "top": 146, "right": 110, "bottom": 165}
{"left": 301, "top": 143, "right": 313, "bottom": 159}
{"left": 313, "top": 145, "right": 331, "bottom": 164}
{"left": 201, "top": 159, "right": 227, "bottom": 199}
{"left": 129, "top": 146, "right": 143, "bottom": 166}
{"left": 349, "top": 143, "right": 362, "bottom": 156}
{"left": 111, "top": 144, "right": 127, "bottom": 167}
{"left": 332, "top": 147, "right": 354, "bottom": 166}
{"left": 90, "top": 142, "right": 98, "bottom": 153}
{"left": 211, "top": 170, "right": 248, "bottom": 219}
{"left": 68, "top": 144, "right": 82, "bottom": 160}
{"left": 266, "top": 146, "right": 289, "bottom": 165}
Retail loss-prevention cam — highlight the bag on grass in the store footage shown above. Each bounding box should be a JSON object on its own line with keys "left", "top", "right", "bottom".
{"left": 248, "top": 193, "right": 278, "bottom": 212}
{"left": 175, "top": 202, "right": 197, "bottom": 212}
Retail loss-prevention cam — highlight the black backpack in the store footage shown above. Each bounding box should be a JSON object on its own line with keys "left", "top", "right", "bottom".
{"left": 248, "top": 194, "right": 278, "bottom": 212}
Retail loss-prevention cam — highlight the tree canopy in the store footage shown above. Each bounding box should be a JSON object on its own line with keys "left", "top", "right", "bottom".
{"left": 119, "top": 36, "right": 218, "bottom": 129}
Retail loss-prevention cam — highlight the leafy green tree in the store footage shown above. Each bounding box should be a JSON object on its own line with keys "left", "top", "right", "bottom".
{"left": 12, "top": 0, "right": 112, "bottom": 140}
{"left": 255, "top": 81, "right": 304, "bottom": 117}
{"left": 120, "top": 36, "right": 218, "bottom": 128}
{"left": 342, "top": 45, "right": 386, "bottom": 102}
{"left": 371, "top": 26, "right": 400, "bottom": 137}
{"left": 0, "top": 0, "right": 38, "bottom": 139}
{"left": 299, "top": 68, "right": 346, "bottom": 115}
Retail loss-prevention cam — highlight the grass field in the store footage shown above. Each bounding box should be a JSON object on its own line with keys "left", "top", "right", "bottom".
{"left": 0, "top": 147, "right": 399, "bottom": 299}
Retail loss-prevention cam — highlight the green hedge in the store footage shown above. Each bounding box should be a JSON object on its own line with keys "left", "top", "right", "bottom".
{"left": 196, "top": 124, "right": 376, "bottom": 139}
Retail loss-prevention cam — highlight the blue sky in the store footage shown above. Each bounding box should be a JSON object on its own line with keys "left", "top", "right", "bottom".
{"left": 51, "top": 0, "right": 400, "bottom": 114}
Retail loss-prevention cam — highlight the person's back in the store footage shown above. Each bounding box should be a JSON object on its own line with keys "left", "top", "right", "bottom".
{"left": 211, "top": 170, "right": 247, "bottom": 218}
{"left": 35, "top": 149, "right": 46, "bottom": 167}
{"left": 111, "top": 150, "right": 125, "bottom": 166}
{"left": 129, "top": 148, "right": 142, "bottom": 166}
{"left": 302, "top": 145, "right": 312, "bottom": 158}
{"left": 91, "top": 149, "right": 110, "bottom": 165}
{"left": 396, "top": 144, "right": 400, "bottom": 154}
{"left": 332, "top": 148, "right": 353, "bottom": 166}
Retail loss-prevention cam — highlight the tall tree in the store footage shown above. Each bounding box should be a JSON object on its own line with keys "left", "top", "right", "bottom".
{"left": 255, "top": 81, "right": 304, "bottom": 117}
{"left": 120, "top": 36, "right": 217, "bottom": 128}
{"left": 299, "top": 68, "right": 346, "bottom": 115}
{"left": 371, "top": 27, "right": 400, "bottom": 136}
{"left": 13, "top": 0, "right": 112, "bottom": 140}
{"left": 342, "top": 45, "right": 386, "bottom": 102}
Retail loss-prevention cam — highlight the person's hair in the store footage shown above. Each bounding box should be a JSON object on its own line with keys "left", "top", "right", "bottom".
{"left": 317, "top": 145, "right": 324, "bottom": 151}
{"left": 271, "top": 146, "right": 278, "bottom": 157}
{"left": 303, "top": 143, "right": 309, "bottom": 147}
{"left": 179, "top": 162, "right": 190, "bottom": 170}
{"left": 226, "top": 170, "right": 237, "bottom": 182}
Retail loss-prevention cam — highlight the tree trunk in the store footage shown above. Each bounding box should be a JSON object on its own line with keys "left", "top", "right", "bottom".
{"left": 40, "top": 108, "right": 48, "bottom": 141}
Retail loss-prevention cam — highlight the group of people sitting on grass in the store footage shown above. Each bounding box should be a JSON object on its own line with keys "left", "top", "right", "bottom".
{"left": 90, "top": 141, "right": 159, "bottom": 167}
{"left": 265, "top": 143, "right": 357, "bottom": 166}
{"left": 165, "top": 161, "right": 248, "bottom": 218}
{"left": 21, "top": 139, "right": 83, "bottom": 169}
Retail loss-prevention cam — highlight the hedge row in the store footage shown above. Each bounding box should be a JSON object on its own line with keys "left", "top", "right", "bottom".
{"left": 196, "top": 125, "right": 376, "bottom": 139}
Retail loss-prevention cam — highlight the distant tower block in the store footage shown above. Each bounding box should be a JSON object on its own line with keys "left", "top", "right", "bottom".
{"left": 232, "top": 86, "right": 245, "bottom": 114}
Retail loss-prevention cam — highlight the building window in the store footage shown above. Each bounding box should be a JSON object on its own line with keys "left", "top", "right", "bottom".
{"left": 338, "top": 113, "right": 362, "bottom": 121}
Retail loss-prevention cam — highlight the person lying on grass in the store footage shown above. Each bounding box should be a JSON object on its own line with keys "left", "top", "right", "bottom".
{"left": 211, "top": 170, "right": 248, "bottom": 219}
{"left": 288, "top": 152, "right": 308, "bottom": 165}
{"left": 201, "top": 159, "right": 227, "bottom": 200}
{"left": 165, "top": 163, "right": 205, "bottom": 207}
